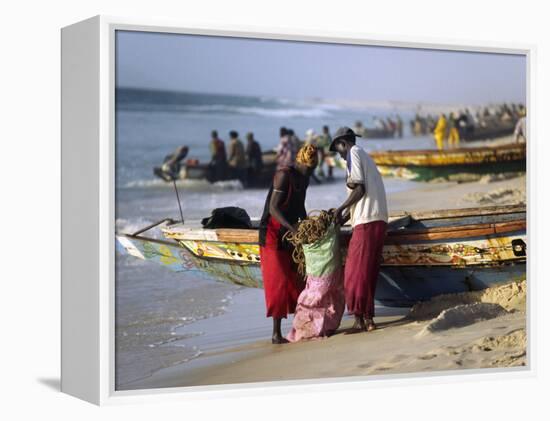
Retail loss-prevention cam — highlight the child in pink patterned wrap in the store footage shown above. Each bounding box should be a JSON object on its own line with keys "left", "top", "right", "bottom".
{"left": 286, "top": 224, "right": 345, "bottom": 342}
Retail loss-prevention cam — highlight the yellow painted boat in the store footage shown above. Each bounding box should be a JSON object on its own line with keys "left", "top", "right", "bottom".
{"left": 370, "top": 143, "right": 526, "bottom": 181}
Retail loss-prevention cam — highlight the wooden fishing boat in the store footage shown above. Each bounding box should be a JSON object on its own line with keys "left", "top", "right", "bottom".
{"left": 462, "top": 121, "right": 516, "bottom": 142}
{"left": 370, "top": 143, "right": 526, "bottom": 181}
{"left": 160, "top": 148, "right": 341, "bottom": 187}
{"left": 362, "top": 128, "right": 395, "bottom": 139}
{"left": 116, "top": 204, "right": 526, "bottom": 307}
{"left": 157, "top": 150, "right": 279, "bottom": 187}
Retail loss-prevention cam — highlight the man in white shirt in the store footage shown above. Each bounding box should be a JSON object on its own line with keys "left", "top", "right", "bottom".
{"left": 330, "top": 127, "right": 388, "bottom": 333}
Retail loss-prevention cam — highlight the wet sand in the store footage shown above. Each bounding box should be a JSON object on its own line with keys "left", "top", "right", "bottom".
{"left": 122, "top": 136, "right": 527, "bottom": 391}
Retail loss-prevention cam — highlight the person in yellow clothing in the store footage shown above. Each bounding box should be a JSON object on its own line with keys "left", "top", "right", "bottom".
{"left": 433, "top": 113, "right": 447, "bottom": 150}
{"left": 447, "top": 112, "right": 460, "bottom": 149}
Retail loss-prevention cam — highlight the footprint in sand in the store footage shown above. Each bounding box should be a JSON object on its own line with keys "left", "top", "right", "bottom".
{"left": 418, "top": 354, "right": 437, "bottom": 361}
{"left": 372, "top": 366, "right": 392, "bottom": 372}
{"left": 388, "top": 354, "right": 409, "bottom": 363}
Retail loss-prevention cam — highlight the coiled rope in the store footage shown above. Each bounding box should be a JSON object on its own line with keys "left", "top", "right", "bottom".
{"left": 283, "top": 209, "right": 334, "bottom": 275}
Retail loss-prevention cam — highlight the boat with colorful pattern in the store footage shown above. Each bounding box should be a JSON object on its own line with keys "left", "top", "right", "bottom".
{"left": 116, "top": 204, "right": 526, "bottom": 307}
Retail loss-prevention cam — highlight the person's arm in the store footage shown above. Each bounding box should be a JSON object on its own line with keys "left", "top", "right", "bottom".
{"left": 335, "top": 147, "right": 366, "bottom": 224}
{"left": 269, "top": 171, "right": 297, "bottom": 234}
{"left": 335, "top": 183, "right": 365, "bottom": 224}
{"left": 256, "top": 143, "right": 263, "bottom": 164}
{"left": 209, "top": 141, "right": 216, "bottom": 159}
{"left": 228, "top": 141, "right": 235, "bottom": 162}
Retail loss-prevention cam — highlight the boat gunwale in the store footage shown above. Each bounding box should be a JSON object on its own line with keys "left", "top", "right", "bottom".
{"left": 161, "top": 206, "right": 526, "bottom": 244}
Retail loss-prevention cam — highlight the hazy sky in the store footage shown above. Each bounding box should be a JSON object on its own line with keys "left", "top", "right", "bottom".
{"left": 116, "top": 30, "right": 526, "bottom": 105}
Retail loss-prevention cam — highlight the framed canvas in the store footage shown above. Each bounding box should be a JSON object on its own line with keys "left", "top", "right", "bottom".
{"left": 61, "top": 15, "right": 533, "bottom": 405}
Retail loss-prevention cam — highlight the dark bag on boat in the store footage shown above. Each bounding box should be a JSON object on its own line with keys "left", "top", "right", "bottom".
{"left": 201, "top": 206, "right": 253, "bottom": 229}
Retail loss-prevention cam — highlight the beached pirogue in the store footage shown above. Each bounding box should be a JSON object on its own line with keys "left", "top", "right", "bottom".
{"left": 116, "top": 204, "right": 526, "bottom": 307}
{"left": 370, "top": 143, "right": 526, "bottom": 182}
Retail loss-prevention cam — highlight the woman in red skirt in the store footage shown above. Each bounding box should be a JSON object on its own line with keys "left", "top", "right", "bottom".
{"left": 259, "top": 144, "right": 319, "bottom": 344}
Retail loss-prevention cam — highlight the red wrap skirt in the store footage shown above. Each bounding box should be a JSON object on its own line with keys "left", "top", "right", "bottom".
{"left": 259, "top": 216, "right": 304, "bottom": 319}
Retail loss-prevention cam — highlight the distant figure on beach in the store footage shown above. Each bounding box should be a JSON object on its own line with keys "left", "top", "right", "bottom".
{"left": 316, "top": 125, "right": 334, "bottom": 179}
{"left": 433, "top": 113, "right": 448, "bottom": 150}
{"left": 447, "top": 112, "right": 460, "bottom": 149}
{"left": 258, "top": 144, "right": 319, "bottom": 344}
{"left": 227, "top": 130, "right": 247, "bottom": 185}
{"left": 276, "top": 127, "right": 295, "bottom": 168}
{"left": 331, "top": 127, "right": 388, "bottom": 333}
{"left": 372, "top": 117, "right": 384, "bottom": 131}
{"left": 288, "top": 128, "right": 301, "bottom": 155}
{"left": 354, "top": 120, "right": 365, "bottom": 137}
{"left": 246, "top": 132, "right": 263, "bottom": 184}
{"left": 514, "top": 110, "right": 527, "bottom": 143}
{"left": 396, "top": 115, "right": 404, "bottom": 138}
{"left": 386, "top": 117, "right": 397, "bottom": 137}
{"left": 208, "top": 130, "right": 227, "bottom": 181}
{"left": 304, "top": 128, "right": 318, "bottom": 145}
{"left": 154, "top": 145, "right": 189, "bottom": 181}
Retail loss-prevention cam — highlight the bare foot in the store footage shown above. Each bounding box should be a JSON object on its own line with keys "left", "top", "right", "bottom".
{"left": 272, "top": 335, "right": 289, "bottom": 344}
{"left": 345, "top": 316, "right": 366, "bottom": 335}
{"left": 366, "top": 319, "right": 377, "bottom": 332}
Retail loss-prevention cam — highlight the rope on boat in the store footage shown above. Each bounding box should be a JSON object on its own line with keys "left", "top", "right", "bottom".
{"left": 283, "top": 209, "right": 334, "bottom": 275}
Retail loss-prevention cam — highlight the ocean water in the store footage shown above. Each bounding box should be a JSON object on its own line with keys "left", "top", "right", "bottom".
{"left": 115, "top": 88, "right": 434, "bottom": 389}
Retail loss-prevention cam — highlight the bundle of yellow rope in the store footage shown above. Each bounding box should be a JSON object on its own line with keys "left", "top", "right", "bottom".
{"left": 283, "top": 209, "right": 334, "bottom": 275}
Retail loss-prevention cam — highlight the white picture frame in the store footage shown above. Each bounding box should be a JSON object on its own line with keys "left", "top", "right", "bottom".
{"left": 61, "top": 15, "right": 534, "bottom": 406}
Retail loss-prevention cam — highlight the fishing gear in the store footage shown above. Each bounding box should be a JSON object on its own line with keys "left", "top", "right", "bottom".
{"left": 283, "top": 209, "right": 334, "bottom": 275}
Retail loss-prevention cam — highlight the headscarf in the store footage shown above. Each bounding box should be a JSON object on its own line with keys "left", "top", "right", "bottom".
{"left": 296, "top": 144, "right": 318, "bottom": 168}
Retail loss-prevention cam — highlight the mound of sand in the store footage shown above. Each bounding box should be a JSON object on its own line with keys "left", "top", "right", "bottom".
{"left": 454, "top": 329, "right": 527, "bottom": 367}
{"left": 477, "top": 173, "right": 525, "bottom": 184}
{"left": 479, "top": 280, "right": 526, "bottom": 312}
{"left": 408, "top": 280, "right": 526, "bottom": 321}
{"left": 416, "top": 303, "right": 508, "bottom": 337}
{"left": 474, "top": 329, "right": 526, "bottom": 352}
{"left": 462, "top": 187, "right": 525, "bottom": 205}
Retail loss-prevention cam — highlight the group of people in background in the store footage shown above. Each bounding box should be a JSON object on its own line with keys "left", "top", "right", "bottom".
{"left": 208, "top": 130, "right": 263, "bottom": 186}
{"left": 171, "top": 102, "right": 527, "bottom": 185}
{"left": 407, "top": 103, "right": 527, "bottom": 150}
{"left": 207, "top": 126, "right": 337, "bottom": 187}
{"left": 278, "top": 125, "right": 337, "bottom": 180}
{"left": 430, "top": 103, "right": 526, "bottom": 150}
{"left": 432, "top": 111, "right": 465, "bottom": 150}
{"left": 353, "top": 115, "right": 404, "bottom": 138}
{"left": 412, "top": 103, "right": 526, "bottom": 136}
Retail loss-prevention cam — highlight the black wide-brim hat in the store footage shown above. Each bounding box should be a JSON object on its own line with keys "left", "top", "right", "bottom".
{"left": 329, "top": 126, "right": 362, "bottom": 152}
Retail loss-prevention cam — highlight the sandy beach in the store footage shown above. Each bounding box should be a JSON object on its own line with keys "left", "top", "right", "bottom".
{"left": 127, "top": 280, "right": 526, "bottom": 389}
{"left": 122, "top": 142, "right": 527, "bottom": 391}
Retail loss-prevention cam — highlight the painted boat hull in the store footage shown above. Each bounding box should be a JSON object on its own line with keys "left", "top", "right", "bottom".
{"left": 371, "top": 143, "right": 526, "bottom": 181}
{"left": 116, "top": 206, "right": 526, "bottom": 307}
{"left": 116, "top": 233, "right": 525, "bottom": 307}
{"left": 377, "top": 161, "right": 526, "bottom": 182}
